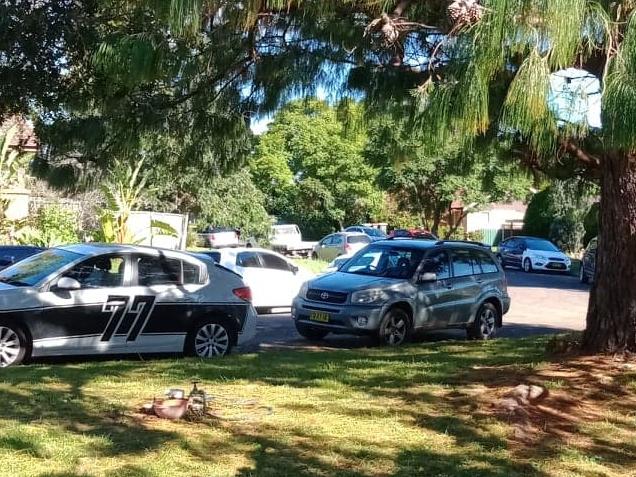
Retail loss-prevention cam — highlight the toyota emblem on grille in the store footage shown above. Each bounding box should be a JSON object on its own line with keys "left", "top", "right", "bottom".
{"left": 320, "top": 292, "right": 330, "bottom": 300}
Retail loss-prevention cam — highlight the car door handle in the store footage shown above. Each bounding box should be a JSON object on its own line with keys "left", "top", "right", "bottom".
{"left": 440, "top": 280, "right": 453, "bottom": 289}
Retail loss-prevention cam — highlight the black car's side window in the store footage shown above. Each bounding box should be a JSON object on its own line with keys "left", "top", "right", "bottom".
{"left": 137, "top": 256, "right": 181, "bottom": 286}
{"left": 65, "top": 255, "right": 126, "bottom": 288}
{"left": 259, "top": 253, "right": 292, "bottom": 272}
{"left": 421, "top": 251, "right": 451, "bottom": 280}
{"left": 237, "top": 252, "right": 262, "bottom": 268}
{"left": 183, "top": 261, "right": 203, "bottom": 284}
{"left": 451, "top": 250, "right": 475, "bottom": 277}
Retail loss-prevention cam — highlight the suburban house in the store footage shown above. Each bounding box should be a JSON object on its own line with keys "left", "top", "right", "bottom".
{"left": 453, "top": 201, "right": 527, "bottom": 245}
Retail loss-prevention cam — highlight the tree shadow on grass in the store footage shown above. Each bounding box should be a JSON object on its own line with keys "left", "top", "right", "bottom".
{"left": 4, "top": 336, "right": 633, "bottom": 477}
{"left": 0, "top": 361, "right": 181, "bottom": 462}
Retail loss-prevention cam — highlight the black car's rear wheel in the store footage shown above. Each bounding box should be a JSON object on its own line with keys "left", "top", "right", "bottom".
{"left": 0, "top": 321, "right": 28, "bottom": 368}
{"left": 378, "top": 308, "right": 411, "bottom": 346}
{"left": 295, "top": 322, "right": 329, "bottom": 340}
{"left": 186, "top": 320, "right": 234, "bottom": 358}
{"left": 467, "top": 302, "right": 499, "bottom": 340}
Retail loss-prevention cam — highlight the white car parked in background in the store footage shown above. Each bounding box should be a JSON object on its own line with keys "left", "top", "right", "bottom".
{"left": 499, "top": 236, "right": 571, "bottom": 273}
{"left": 197, "top": 248, "right": 314, "bottom": 313}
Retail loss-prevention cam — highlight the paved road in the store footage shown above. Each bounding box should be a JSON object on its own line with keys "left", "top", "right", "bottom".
{"left": 241, "top": 269, "right": 590, "bottom": 352}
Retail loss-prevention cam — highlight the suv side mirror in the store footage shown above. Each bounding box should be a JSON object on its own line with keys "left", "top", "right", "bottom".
{"left": 290, "top": 265, "right": 299, "bottom": 275}
{"left": 418, "top": 272, "right": 437, "bottom": 283}
{"left": 56, "top": 277, "right": 81, "bottom": 290}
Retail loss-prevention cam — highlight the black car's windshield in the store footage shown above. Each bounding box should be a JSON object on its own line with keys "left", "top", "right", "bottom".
{"left": 526, "top": 239, "right": 560, "bottom": 252}
{"left": 341, "top": 245, "right": 425, "bottom": 279}
{"left": 0, "top": 249, "right": 83, "bottom": 287}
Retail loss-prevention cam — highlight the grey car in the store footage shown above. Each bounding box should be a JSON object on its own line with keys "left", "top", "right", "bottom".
{"left": 579, "top": 237, "right": 597, "bottom": 284}
{"left": 312, "top": 232, "right": 371, "bottom": 262}
{"left": 292, "top": 240, "right": 510, "bottom": 345}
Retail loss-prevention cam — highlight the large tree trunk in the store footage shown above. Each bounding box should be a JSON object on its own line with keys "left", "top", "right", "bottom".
{"left": 583, "top": 151, "right": 636, "bottom": 353}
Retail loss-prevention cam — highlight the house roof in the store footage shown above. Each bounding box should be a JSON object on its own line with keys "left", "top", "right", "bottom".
{"left": 0, "top": 117, "right": 38, "bottom": 152}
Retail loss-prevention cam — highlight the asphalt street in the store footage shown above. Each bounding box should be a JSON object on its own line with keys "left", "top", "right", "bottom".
{"left": 241, "top": 269, "right": 590, "bottom": 352}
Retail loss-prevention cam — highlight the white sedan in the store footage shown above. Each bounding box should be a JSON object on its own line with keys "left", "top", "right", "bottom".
{"left": 0, "top": 244, "right": 257, "bottom": 367}
{"left": 197, "top": 248, "right": 314, "bottom": 313}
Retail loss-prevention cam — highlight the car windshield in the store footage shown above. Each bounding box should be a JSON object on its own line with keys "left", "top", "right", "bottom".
{"left": 526, "top": 239, "right": 560, "bottom": 252}
{"left": 364, "top": 228, "right": 386, "bottom": 238}
{"left": 0, "top": 249, "right": 83, "bottom": 287}
{"left": 340, "top": 245, "right": 425, "bottom": 278}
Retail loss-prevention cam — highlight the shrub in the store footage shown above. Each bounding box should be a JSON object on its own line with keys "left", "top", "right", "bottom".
{"left": 523, "top": 179, "right": 598, "bottom": 253}
{"left": 17, "top": 204, "right": 80, "bottom": 247}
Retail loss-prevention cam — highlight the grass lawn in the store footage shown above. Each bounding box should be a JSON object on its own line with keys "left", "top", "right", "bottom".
{"left": 1, "top": 337, "right": 635, "bottom": 477}
{"left": 294, "top": 258, "right": 328, "bottom": 274}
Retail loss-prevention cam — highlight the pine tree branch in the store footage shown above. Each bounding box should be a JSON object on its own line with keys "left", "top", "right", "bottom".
{"left": 561, "top": 140, "right": 601, "bottom": 170}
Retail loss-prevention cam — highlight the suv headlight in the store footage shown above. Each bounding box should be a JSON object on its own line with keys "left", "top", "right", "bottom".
{"left": 351, "top": 289, "right": 389, "bottom": 305}
{"left": 298, "top": 282, "right": 309, "bottom": 299}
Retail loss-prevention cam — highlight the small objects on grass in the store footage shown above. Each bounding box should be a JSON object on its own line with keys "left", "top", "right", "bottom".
{"left": 494, "top": 384, "right": 548, "bottom": 415}
{"left": 153, "top": 398, "right": 190, "bottom": 420}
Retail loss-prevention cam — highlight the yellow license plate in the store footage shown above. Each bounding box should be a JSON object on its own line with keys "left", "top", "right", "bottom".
{"left": 309, "top": 311, "right": 330, "bottom": 323}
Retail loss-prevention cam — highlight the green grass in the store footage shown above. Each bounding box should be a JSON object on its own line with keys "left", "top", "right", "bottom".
{"left": 294, "top": 258, "right": 328, "bottom": 274}
{"left": 1, "top": 338, "right": 634, "bottom": 477}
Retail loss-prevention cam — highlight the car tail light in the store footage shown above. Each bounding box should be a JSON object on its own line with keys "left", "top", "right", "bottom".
{"left": 210, "top": 234, "right": 216, "bottom": 240}
{"left": 233, "top": 287, "right": 252, "bottom": 302}
{"left": 345, "top": 243, "right": 352, "bottom": 252}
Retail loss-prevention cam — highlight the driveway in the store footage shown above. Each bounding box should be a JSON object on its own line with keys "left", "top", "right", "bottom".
{"left": 241, "top": 269, "right": 590, "bottom": 352}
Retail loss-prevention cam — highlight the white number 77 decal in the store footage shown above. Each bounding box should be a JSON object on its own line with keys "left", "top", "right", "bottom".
{"left": 101, "top": 295, "right": 156, "bottom": 342}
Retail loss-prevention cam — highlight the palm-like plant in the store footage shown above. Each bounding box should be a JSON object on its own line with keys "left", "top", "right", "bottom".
{"left": 0, "top": 125, "right": 34, "bottom": 239}
{"left": 99, "top": 158, "right": 177, "bottom": 244}
{"left": 0, "top": 125, "right": 30, "bottom": 190}
{"left": 99, "top": 159, "right": 148, "bottom": 243}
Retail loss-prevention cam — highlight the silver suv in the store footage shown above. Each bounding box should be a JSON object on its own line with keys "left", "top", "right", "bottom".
{"left": 292, "top": 240, "right": 510, "bottom": 345}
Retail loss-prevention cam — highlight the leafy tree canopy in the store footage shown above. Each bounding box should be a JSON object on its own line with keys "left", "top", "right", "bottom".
{"left": 251, "top": 99, "right": 383, "bottom": 238}
{"left": 366, "top": 117, "right": 533, "bottom": 236}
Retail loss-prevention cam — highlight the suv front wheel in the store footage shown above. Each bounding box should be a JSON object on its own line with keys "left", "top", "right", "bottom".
{"left": 378, "top": 308, "right": 411, "bottom": 346}
{"left": 467, "top": 302, "right": 499, "bottom": 340}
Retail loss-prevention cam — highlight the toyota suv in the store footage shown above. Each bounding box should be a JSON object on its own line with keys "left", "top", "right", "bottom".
{"left": 292, "top": 239, "right": 510, "bottom": 345}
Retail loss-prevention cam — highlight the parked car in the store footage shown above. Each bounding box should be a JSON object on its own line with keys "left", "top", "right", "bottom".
{"left": 270, "top": 224, "right": 317, "bottom": 257}
{"left": 498, "top": 236, "right": 571, "bottom": 273}
{"left": 312, "top": 232, "right": 371, "bottom": 262}
{"left": 579, "top": 237, "right": 597, "bottom": 284}
{"left": 293, "top": 239, "right": 509, "bottom": 345}
{"left": 197, "top": 247, "right": 313, "bottom": 313}
{"left": 0, "top": 245, "right": 46, "bottom": 270}
{"left": 198, "top": 227, "right": 239, "bottom": 248}
{"left": 0, "top": 244, "right": 257, "bottom": 367}
{"left": 388, "top": 228, "right": 437, "bottom": 240}
{"left": 344, "top": 226, "right": 387, "bottom": 242}
{"left": 324, "top": 253, "right": 354, "bottom": 274}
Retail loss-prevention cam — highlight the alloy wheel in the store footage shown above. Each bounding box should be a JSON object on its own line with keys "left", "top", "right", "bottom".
{"left": 384, "top": 314, "right": 407, "bottom": 345}
{"left": 194, "top": 323, "right": 230, "bottom": 358}
{"left": 0, "top": 326, "right": 21, "bottom": 368}
{"left": 479, "top": 308, "right": 496, "bottom": 337}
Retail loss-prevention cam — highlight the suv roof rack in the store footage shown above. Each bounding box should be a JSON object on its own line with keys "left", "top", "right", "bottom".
{"left": 435, "top": 239, "right": 490, "bottom": 248}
